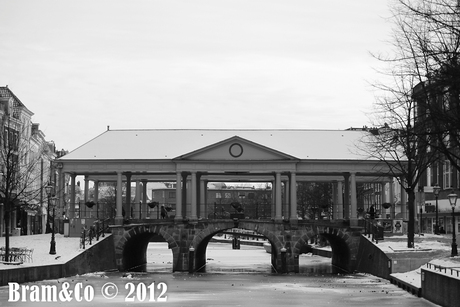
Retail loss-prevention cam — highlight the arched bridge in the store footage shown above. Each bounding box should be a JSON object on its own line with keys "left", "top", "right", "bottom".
{"left": 111, "top": 220, "right": 364, "bottom": 273}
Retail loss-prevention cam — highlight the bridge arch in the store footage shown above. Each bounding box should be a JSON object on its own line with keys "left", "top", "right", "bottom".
{"left": 189, "top": 221, "right": 284, "bottom": 273}
{"left": 114, "top": 225, "right": 178, "bottom": 272}
{"left": 293, "top": 226, "right": 355, "bottom": 273}
{"left": 111, "top": 221, "right": 363, "bottom": 273}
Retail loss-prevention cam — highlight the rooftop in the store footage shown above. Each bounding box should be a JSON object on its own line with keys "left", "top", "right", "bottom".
{"left": 60, "top": 129, "right": 371, "bottom": 161}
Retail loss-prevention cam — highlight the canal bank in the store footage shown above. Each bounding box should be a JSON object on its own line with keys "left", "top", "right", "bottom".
{"left": 0, "top": 234, "right": 116, "bottom": 286}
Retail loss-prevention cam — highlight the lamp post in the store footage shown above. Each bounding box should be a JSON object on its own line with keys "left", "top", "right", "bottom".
{"left": 433, "top": 185, "right": 441, "bottom": 235}
{"left": 448, "top": 192, "right": 458, "bottom": 257}
{"left": 46, "top": 184, "right": 56, "bottom": 255}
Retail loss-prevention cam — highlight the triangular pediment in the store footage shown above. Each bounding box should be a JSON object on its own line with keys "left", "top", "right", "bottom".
{"left": 174, "top": 136, "right": 298, "bottom": 161}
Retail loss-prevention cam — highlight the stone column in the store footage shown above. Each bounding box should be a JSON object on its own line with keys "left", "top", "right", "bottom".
{"left": 196, "top": 173, "right": 202, "bottom": 219}
{"left": 350, "top": 172, "right": 357, "bottom": 223}
{"left": 343, "top": 173, "right": 350, "bottom": 220}
{"left": 182, "top": 173, "right": 188, "bottom": 219}
{"left": 389, "top": 178, "right": 395, "bottom": 219}
{"left": 125, "top": 173, "right": 132, "bottom": 219}
{"left": 336, "top": 181, "right": 343, "bottom": 219}
{"left": 134, "top": 180, "right": 141, "bottom": 219}
{"left": 69, "top": 173, "right": 76, "bottom": 219}
{"left": 142, "top": 180, "right": 148, "bottom": 219}
{"left": 115, "top": 171, "right": 123, "bottom": 224}
{"left": 84, "top": 175, "right": 89, "bottom": 218}
{"left": 175, "top": 172, "right": 183, "bottom": 221}
{"left": 94, "top": 180, "right": 99, "bottom": 219}
{"left": 290, "top": 172, "right": 297, "bottom": 221}
{"left": 381, "top": 182, "right": 388, "bottom": 218}
{"left": 190, "top": 172, "right": 198, "bottom": 220}
{"left": 284, "top": 180, "right": 289, "bottom": 219}
{"left": 200, "top": 179, "right": 207, "bottom": 219}
{"left": 271, "top": 181, "right": 275, "bottom": 219}
{"left": 401, "top": 179, "right": 407, "bottom": 220}
{"left": 58, "top": 168, "right": 65, "bottom": 218}
{"left": 275, "top": 172, "right": 282, "bottom": 222}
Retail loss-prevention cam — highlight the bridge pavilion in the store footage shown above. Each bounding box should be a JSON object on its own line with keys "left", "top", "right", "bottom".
{"left": 55, "top": 128, "right": 400, "bottom": 232}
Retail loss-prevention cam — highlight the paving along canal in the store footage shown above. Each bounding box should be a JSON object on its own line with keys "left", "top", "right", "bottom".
{"left": 0, "top": 243, "right": 439, "bottom": 306}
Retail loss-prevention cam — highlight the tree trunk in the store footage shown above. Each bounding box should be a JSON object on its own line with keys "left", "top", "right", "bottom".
{"left": 4, "top": 209, "right": 10, "bottom": 262}
{"left": 407, "top": 189, "right": 415, "bottom": 248}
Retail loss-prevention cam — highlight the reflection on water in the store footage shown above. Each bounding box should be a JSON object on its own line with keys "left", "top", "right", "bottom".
{"left": 146, "top": 242, "right": 343, "bottom": 276}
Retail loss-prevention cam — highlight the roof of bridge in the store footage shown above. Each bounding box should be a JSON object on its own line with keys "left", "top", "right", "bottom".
{"left": 59, "top": 129, "right": 373, "bottom": 161}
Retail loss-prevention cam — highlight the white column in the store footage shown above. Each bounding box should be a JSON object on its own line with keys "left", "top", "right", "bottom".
{"left": 190, "top": 172, "right": 198, "bottom": 220}
{"left": 350, "top": 173, "right": 357, "bottom": 221}
{"left": 337, "top": 181, "right": 343, "bottom": 219}
{"left": 290, "top": 172, "right": 297, "bottom": 221}
{"left": 142, "top": 180, "right": 148, "bottom": 219}
{"left": 175, "top": 172, "right": 183, "bottom": 220}
{"left": 389, "top": 178, "right": 395, "bottom": 219}
{"left": 284, "top": 181, "right": 289, "bottom": 218}
{"left": 275, "top": 172, "right": 282, "bottom": 221}
{"left": 115, "top": 172, "right": 123, "bottom": 223}
{"left": 343, "top": 173, "right": 350, "bottom": 219}
{"left": 271, "top": 181, "right": 275, "bottom": 219}
{"left": 58, "top": 168, "right": 65, "bottom": 219}
{"left": 94, "top": 180, "right": 99, "bottom": 219}
{"left": 401, "top": 179, "right": 407, "bottom": 219}
{"left": 84, "top": 175, "right": 89, "bottom": 217}
{"left": 69, "top": 173, "right": 76, "bottom": 219}
{"left": 134, "top": 181, "right": 141, "bottom": 218}
{"left": 125, "top": 173, "right": 132, "bottom": 219}
{"left": 382, "top": 182, "right": 388, "bottom": 218}
{"left": 200, "top": 179, "right": 206, "bottom": 219}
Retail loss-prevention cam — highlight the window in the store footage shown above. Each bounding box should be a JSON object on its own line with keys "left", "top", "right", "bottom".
{"left": 444, "top": 160, "right": 453, "bottom": 189}
{"left": 458, "top": 169, "right": 460, "bottom": 189}
{"left": 431, "top": 162, "right": 439, "bottom": 186}
{"left": 168, "top": 192, "right": 176, "bottom": 199}
{"left": 225, "top": 193, "right": 231, "bottom": 199}
{"left": 216, "top": 193, "right": 222, "bottom": 199}
{"left": 426, "top": 167, "right": 432, "bottom": 187}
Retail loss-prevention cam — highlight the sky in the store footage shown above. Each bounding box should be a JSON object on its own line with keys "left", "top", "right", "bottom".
{"left": 0, "top": 0, "right": 394, "bottom": 152}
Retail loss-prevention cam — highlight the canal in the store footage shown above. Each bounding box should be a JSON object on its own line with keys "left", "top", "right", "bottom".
{"left": 0, "top": 242, "right": 439, "bottom": 306}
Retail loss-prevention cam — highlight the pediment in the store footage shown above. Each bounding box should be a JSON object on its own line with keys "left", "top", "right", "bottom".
{"left": 174, "top": 136, "right": 298, "bottom": 161}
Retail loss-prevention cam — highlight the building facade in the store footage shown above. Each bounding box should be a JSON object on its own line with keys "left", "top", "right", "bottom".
{"left": 412, "top": 80, "right": 460, "bottom": 235}
{"left": 0, "top": 86, "right": 61, "bottom": 237}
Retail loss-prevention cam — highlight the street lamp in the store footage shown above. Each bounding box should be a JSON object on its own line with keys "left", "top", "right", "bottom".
{"left": 447, "top": 192, "right": 458, "bottom": 257}
{"left": 433, "top": 185, "right": 441, "bottom": 235}
{"left": 45, "top": 184, "right": 56, "bottom": 255}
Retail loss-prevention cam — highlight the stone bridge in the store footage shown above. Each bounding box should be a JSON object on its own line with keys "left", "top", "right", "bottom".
{"left": 110, "top": 219, "right": 364, "bottom": 273}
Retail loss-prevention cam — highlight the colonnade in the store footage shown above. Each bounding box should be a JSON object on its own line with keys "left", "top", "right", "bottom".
{"left": 58, "top": 167, "right": 406, "bottom": 225}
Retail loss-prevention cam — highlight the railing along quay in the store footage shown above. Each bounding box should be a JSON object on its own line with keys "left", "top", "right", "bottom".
{"left": 80, "top": 218, "right": 111, "bottom": 249}
{"left": 426, "top": 263, "right": 460, "bottom": 277}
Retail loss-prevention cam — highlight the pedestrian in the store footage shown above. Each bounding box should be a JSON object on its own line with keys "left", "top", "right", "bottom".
{"left": 161, "top": 205, "right": 168, "bottom": 219}
{"left": 369, "top": 205, "right": 375, "bottom": 219}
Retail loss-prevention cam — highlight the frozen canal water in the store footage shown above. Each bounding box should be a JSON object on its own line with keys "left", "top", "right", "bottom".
{"left": 0, "top": 242, "right": 439, "bottom": 306}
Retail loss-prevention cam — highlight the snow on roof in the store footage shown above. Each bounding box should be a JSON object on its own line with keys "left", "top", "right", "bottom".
{"left": 60, "top": 129, "right": 371, "bottom": 161}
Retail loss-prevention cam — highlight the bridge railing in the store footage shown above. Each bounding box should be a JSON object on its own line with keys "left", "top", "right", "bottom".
{"left": 425, "top": 263, "right": 460, "bottom": 278}
{"left": 364, "top": 218, "right": 384, "bottom": 243}
{"left": 80, "top": 218, "right": 112, "bottom": 249}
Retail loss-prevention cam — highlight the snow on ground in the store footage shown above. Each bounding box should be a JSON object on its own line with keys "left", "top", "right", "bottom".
{"left": 2, "top": 231, "right": 460, "bottom": 290}
{"left": 370, "top": 233, "right": 460, "bottom": 287}
{"left": 369, "top": 233, "right": 452, "bottom": 253}
{"left": 0, "top": 233, "right": 85, "bottom": 270}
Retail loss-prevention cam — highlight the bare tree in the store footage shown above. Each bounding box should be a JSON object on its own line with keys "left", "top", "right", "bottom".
{"left": 386, "top": 1, "right": 460, "bottom": 175}
{"left": 362, "top": 0, "right": 456, "bottom": 247}
{"left": 0, "top": 98, "right": 53, "bottom": 262}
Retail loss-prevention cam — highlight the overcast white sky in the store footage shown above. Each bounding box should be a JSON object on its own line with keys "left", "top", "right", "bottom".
{"left": 0, "top": 0, "right": 393, "bottom": 151}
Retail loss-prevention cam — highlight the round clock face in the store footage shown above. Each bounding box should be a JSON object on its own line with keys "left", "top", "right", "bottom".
{"left": 229, "top": 143, "right": 243, "bottom": 158}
